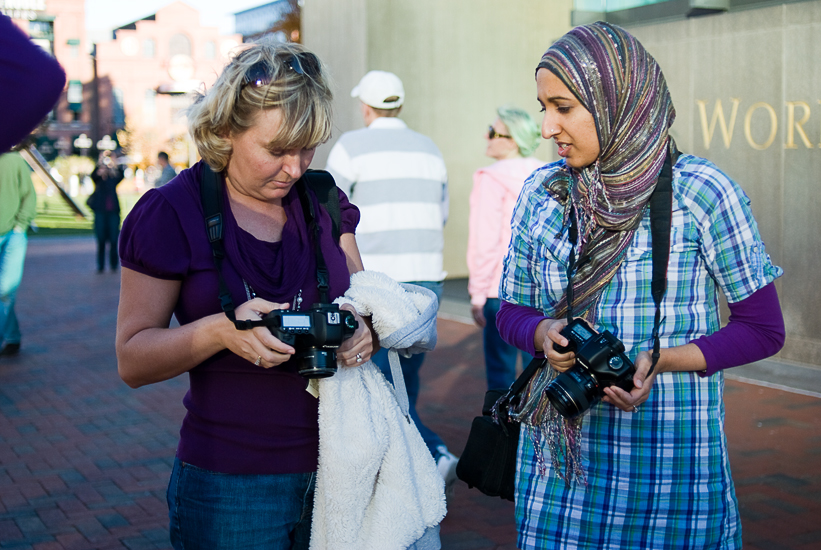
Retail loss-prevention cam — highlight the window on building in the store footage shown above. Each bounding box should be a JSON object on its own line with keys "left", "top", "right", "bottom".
{"left": 143, "top": 38, "right": 156, "bottom": 58}
{"left": 169, "top": 34, "right": 192, "bottom": 57}
{"left": 113, "top": 88, "right": 126, "bottom": 128}
{"left": 144, "top": 89, "right": 157, "bottom": 126}
{"left": 28, "top": 20, "right": 54, "bottom": 55}
{"left": 67, "top": 38, "right": 80, "bottom": 58}
{"left": 204, "top": 40, "right": 216, "bottom": 60}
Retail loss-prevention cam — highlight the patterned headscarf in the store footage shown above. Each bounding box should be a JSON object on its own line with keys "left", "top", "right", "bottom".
{"left": 538, "top": 22, "right": 676, "bottom": 320}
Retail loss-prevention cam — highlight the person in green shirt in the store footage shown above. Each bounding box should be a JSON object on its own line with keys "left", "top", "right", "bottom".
{"left": 0, "top": 151, "right": 36, "bottom": 356}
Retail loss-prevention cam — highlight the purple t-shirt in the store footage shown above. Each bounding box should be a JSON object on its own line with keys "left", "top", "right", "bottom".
{"left": 119, "top": 161, "right": 360, "bottom": 474}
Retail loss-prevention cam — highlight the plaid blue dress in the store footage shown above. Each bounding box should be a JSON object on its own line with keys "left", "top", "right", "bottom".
{"left": 500, "top": 154, "right": 782, "bottom": 549}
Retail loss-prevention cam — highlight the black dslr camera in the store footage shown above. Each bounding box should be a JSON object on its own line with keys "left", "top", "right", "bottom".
{"left": 545, "top": 319, "right": 635, "bottom": 418}
{"left": 264, "top": 304, "right": 358, "bottom": 379}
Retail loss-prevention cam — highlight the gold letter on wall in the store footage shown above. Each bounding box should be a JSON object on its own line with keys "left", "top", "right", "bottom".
{"left": 744, "top": 102, "right": 778, "bottom": 150}
{"left": 785, "top": 101, "right": 813, "bottom": 149}
{"left": 697, "top": 98, "right": 740, "bottom": 150}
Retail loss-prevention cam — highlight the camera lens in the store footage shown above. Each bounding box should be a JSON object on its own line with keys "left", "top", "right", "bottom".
{"left": 545, "top": 365, "right": 599, "bottom": 418}
{"left": 297, "top": 348, "right": 338, "bottom": 379}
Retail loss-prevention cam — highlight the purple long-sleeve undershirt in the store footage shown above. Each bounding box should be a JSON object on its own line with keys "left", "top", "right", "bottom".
{"left": 496, "top": 300, "right": 547, "bottom": 358}
{"left": 497, "top": 281, "right": 785, "bottom": 375}
{"left": 691, "top": 282, "right": 784, "bottom": 376}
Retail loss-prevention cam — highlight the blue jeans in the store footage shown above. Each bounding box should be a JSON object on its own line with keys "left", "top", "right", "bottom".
{"left": 167, "top": 459, "right": 315, "bottom": 550}
{"left": 483, "top": 298, "right": 533, "bottom": 391}
{"left": 0, "top": 229, "right": 27, "bottom": 346}
{"left": 94, "top": 210, "right": 120, "bottom": 271}
{"left": 372, "top": 280, "right": 445, "bottom": 458}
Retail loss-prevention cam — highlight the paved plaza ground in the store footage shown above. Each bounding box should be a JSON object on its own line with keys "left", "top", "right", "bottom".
{"left": 0, "top": 237, "right": 819, "bottom": 549}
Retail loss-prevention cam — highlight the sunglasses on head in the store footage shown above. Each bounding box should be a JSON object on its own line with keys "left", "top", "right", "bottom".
{"left": 241, "top": 52, "right": 321, "bottom": 89}
{"left": 488, "top": 125, "right": 512, "bottom": 140}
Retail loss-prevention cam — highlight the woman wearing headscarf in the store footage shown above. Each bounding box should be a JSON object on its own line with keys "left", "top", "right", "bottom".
{"left": 497, "top": 23, "right": 785, "bottom": 548}
{"left": 116, "top": 41, "right": 375, "bottom": 549}
{"left": 467, "top": 105, "right": 541, "bottom": 390}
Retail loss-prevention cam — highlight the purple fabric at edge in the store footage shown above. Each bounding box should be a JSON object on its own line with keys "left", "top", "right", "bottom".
{"left": 1, "top": 15, "right": 66, "bottom": 153}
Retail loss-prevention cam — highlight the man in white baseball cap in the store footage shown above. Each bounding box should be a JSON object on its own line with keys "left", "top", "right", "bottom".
{"left": 326, "top": 70, "right": 459, "bottom": 502}
{"left": 350, "top": 70, "right": 405, "bottom": 109}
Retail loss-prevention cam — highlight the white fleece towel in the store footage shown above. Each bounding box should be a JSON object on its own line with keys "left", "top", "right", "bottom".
{"left": 310, "top": 271, "right": 447, "bottom": 550}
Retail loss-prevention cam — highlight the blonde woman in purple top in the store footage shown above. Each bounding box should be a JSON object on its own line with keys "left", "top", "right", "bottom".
{"left": 116, "top": 42, "right": 376, "bottom": 549}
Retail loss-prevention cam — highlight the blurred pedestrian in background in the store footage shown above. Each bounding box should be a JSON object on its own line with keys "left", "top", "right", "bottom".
{"left": 0, "top": 149, "right": 37, "bottom": 356}
{"left": 0, "top": 14, "right": 66, "bottom": 154}
{"left": 88, "top": 150, "right": 124, "bottom": 273}
{"left": 467, "top": 105, "right": 541, "bottom": 390}
{"left": 154, "top": 151, "right": 177, "bottom": 187}
{"left": 116, "top": 41, "right": 375, "bottom": 549}
{"left": 497, "top": 22, "right": 784, "bottom": 549}
{"left": 325, "top": 70, "right": 459, "bottom": 498}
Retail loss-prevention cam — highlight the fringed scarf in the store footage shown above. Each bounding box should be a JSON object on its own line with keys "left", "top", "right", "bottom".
{"left": 510, "top": 22, "right": 676, "bottom": 484}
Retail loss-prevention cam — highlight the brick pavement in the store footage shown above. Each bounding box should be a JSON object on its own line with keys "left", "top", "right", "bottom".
{"left": 0, "top": 236, "right": 818, "bottom": 549}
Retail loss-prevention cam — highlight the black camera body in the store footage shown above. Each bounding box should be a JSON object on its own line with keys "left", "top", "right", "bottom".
{"left": 545, "top": 318, "right": 635, "bottom": 418}
{"left": 264, "top": 304, "right": 357, "bottom": 379}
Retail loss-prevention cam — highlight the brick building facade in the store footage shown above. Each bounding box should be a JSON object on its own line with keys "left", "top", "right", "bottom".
{"left": 3, "top": 0, "right": 241, "bottom": 167}
{"left": 94, "top": 1, "right": 241, "bottom": 167}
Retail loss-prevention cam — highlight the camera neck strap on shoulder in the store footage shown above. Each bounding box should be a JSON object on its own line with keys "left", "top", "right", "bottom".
{"left": 565, "top": 142, "right": 679, "bottom": 376}
{"left": 199, "top": 165, "right": 336, "bottom": 330}
{"left": 295, "top": 175, "right": 331, "bottom": 305}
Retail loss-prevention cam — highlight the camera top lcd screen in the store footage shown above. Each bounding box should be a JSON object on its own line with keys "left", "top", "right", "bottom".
{"left": 282, "top": 315, "right": 311, "bottom": 329}
{"left": 569, "top": 323, "right": 594, "bottom": 341}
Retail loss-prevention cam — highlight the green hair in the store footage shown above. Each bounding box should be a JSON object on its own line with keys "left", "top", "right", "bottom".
{"left": 497, "top": 105, "right": 540, "bottom": 157}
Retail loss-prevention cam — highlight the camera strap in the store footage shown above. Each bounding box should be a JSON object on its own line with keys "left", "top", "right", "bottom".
{"left": 199, "top": 164, "right": 339, "bottom": 330}
{"left": 565, "top": 142, "right": 678, "bottom": 375}
{"left": 296, "top": 177, "right": 331, "bottom": 305}
{"left": 646, "top": 142, "right": 678, "bottom": 375}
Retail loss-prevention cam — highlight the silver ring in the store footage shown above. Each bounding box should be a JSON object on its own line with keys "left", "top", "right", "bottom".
{"left": 355, "top": 353, "right": 362, "bottom": 363}
{"left": 632, "top": 405, "right": 639, "bottom": 413}
{"left": 254, "top": 355, "right": 262, "bottom": 366}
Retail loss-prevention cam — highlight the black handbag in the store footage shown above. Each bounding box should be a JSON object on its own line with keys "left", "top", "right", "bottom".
{"left": 456, "top": 358, "right": 544, "bottom": 501}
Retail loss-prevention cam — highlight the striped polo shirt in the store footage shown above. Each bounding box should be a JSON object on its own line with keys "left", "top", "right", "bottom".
{"left": 325, "top": 117, "right": 448, "bottom": 282}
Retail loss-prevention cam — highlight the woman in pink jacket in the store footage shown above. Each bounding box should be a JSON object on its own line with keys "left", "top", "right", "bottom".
{"left": 467, "top": 105, "right": 542, "bottom": 390}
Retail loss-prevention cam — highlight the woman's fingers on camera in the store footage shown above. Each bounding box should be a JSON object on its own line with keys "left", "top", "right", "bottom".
{"left": 252, "top": 326, "right": 295, "bottom": 355}
{"left": 603, "top": 386, "right": 642, "bottom": 412}
{"left": 548, "top": 352, "right": 575, "bottom": 372}
{"left": 632, "top": 351, "right": 655, "bottom": 389}
{"left": 248, "top": 343, "right": 293, "bottom": 369}
{"left": 336, "top": 309, "right": 374, "bottom": 368}
{"left": 235, "top": 299, "right": 287, "bottom": 321}
{"left": 338, "top": 346, "right": 368, "bottom": 367}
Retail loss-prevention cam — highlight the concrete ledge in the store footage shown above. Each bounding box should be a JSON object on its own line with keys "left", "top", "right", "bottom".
{"left": 726, "top": 359, "right": 821, "bottom": 398}
{"left": 438, "top": 298, "right": 473, "bottom": 325}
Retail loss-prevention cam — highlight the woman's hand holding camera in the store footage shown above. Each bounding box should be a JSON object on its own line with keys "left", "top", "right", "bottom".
{"left": 227, "top": 298, "right": 295, "bottom": 369}
{"left": 336, "top": 304, "right": 375, "bottom": 367}
{"left": 535, "top": 318, "right": 575, "bottom": 372}
{"left": 602, "top": 350, "right": 658, "bottom": 413}
{"left": 603, "top": 343, "right": 707, "bottom": 413}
